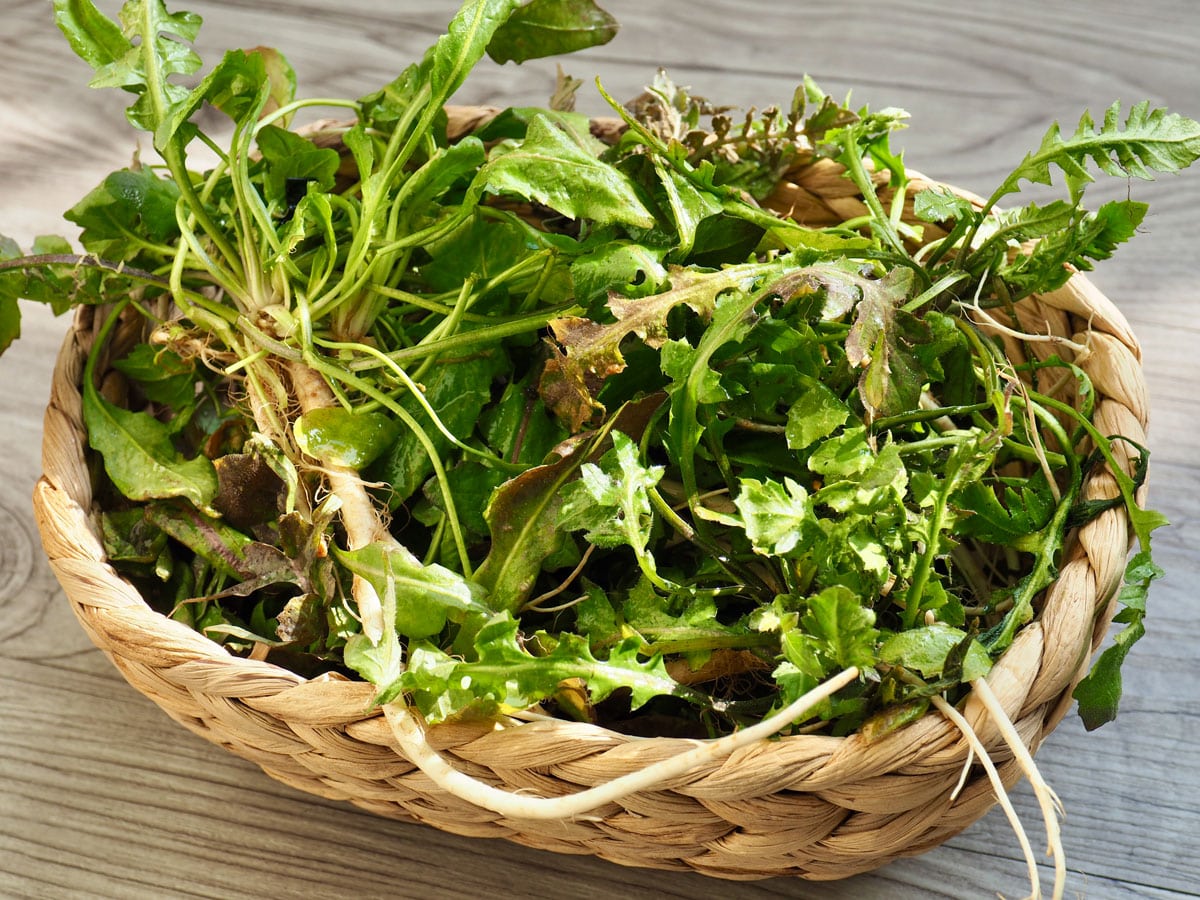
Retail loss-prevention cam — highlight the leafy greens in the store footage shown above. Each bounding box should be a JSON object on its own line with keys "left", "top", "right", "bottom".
{"left": 2, "top": 0, "right": 1195, "bottom": 739}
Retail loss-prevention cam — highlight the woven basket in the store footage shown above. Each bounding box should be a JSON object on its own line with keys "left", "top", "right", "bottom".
{"left": 31, "top": 107, "right": 1146, "bottom": 881}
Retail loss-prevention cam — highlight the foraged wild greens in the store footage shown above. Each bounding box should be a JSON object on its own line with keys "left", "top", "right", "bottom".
{"left": 3, "top": 1, "right": 1198, "bottom": 771}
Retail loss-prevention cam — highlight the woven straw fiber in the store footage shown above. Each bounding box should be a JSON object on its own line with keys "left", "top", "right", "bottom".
{"left": 32, "top": 107, "right": 1145, "bottom": 881}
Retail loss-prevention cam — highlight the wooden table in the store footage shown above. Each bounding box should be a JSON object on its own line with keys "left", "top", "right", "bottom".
{"left": 2, "top": 2, "right": 1197, "bottom": 897}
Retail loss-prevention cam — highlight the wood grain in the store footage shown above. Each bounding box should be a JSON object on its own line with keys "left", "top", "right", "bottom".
{"left": 2, "top": 2, "right": 1198, "bottom": 898}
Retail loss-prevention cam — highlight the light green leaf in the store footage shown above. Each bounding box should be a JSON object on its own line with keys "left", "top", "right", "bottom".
{"left": 807, "top": 426, "right": 874, "bottom": 477}
{"left": 57, "top": 0, "right": 204, "bottom": 142}
{"left": 733, "top": 476, "right": 812, "bottom": 556}
{"left": 558, "top": 431, "right": 662, "bottom": 552}
{"left": 786, "top": 381, "right": 849, "bottom": 450}
{"left": 344, "top": 632, "right": 404, "bottom": 689}
{"left": 655, "top": 161, "right": 722, "bottom": 257}
{"left": 801, "top": 585, "right": 880, "bottom": 671}
{"left": 486, "top": 114, "right": 655, "bottom": 227}
{"left": 336, "top": 542, "right": 488, "bottom": 639}
{"left": 879, "top": 624, "right": 992, "bottom": 681}
{"left": 294, "top": 408, "right": 400, "bottom": 469}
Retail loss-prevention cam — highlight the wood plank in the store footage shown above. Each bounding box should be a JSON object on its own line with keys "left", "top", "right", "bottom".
{"left": 2, "top": 1, "right": 1198, "bottom": 898}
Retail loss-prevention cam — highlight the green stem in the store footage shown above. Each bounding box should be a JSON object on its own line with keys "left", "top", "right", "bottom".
{"left": 163, "top": 140, "right": 245, "bottom": 285}
{"left": 838, "top": 135, "right": 907, "bottom": 257}
{"left": 349, "top": 304, "right": 581, "bottom": 371}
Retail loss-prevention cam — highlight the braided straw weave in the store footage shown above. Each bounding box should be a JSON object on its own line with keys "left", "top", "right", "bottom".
{"left": 32, "top": 107, "right": 1146, "bottom": 881}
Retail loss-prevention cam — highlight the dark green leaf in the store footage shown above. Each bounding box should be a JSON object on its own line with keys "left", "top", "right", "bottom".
{"left": 64, "top": 168, "right": 182, "bottom": 258}
{"left": 688, "top": 214, "right": 765, "bottom": 267}
{"left": 112, "top": 343, "right": 196, "bottom": 409}
{"left": 473, "top": 106, "right": 601, "bottom": 150}
{"left": 101, "top": 507, "right": 167, "bottom": 564}
{"left": 1073, "top": 614, "right": 1144, "bottom": 732}
{"left": 1000, "top": 200, "right": 1147, "bottom": 295}
{"left": 472, "top": 439, "right": 591, "bottom": 613}
{"left": 953, "top": 475, "right": 1055, "bottom": 549}
{"left": 487, "top": 0, "right": 619, "bottom": 64}
{"left": 255, "top": 125, "right": 341, "bottom": 209}
{"left": 372, "top": 350, "right": 506, "bottom": 503}
{"left": 84, "top": 382, "right": 218, "bottom": 509}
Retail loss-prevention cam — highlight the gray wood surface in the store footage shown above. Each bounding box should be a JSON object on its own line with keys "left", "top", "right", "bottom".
{"left": 1, "top": 2, "right": 1197, "bottom": 898}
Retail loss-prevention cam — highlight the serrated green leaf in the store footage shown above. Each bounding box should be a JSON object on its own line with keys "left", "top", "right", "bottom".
{"left": 344, "top": 632, "right": 404, "bottom": 689}
{"left": 1000, "top": 199, "right": 1147, "bottom": 294}
{"left": 558, "top": 430, "right": 663, "bottom": 551}
{"left": 996, "top": 100, "right": 1200, "bottom": 203}
{"left": 813, "top": 442, "right": 907, "bottom": 514}
{"left": 400, "top": 612, "right": 678, "bottom": 723}
{"left": 953, "top": 474, "right": 1055, "bottom": 549}
{"left": 807, "top": 425, "right": 874, "bottom": 477}
{"left": 570, "top": 241, "right": 669, "bottom": 305}
{"left": 843, "top": 267, "right": 928, "bottom": 421}
{"left": 540, "top": 264, "right": 755, "bottom": 429}
{"left": 802, "top": 585, "right": 879, "bottom": 670}
{"left": 913, "top": 187, "right": 977, "bottom": 224}
{"left": 732, "top": 476, "right": 812, "bottom": 556}
{"left": 57, "top": 0, "right": 203, "bottom": 143}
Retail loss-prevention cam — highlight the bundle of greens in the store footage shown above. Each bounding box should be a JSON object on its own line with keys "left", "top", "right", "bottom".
{"left": 3, "top": 0, "right": 1197, "bottom": 757}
